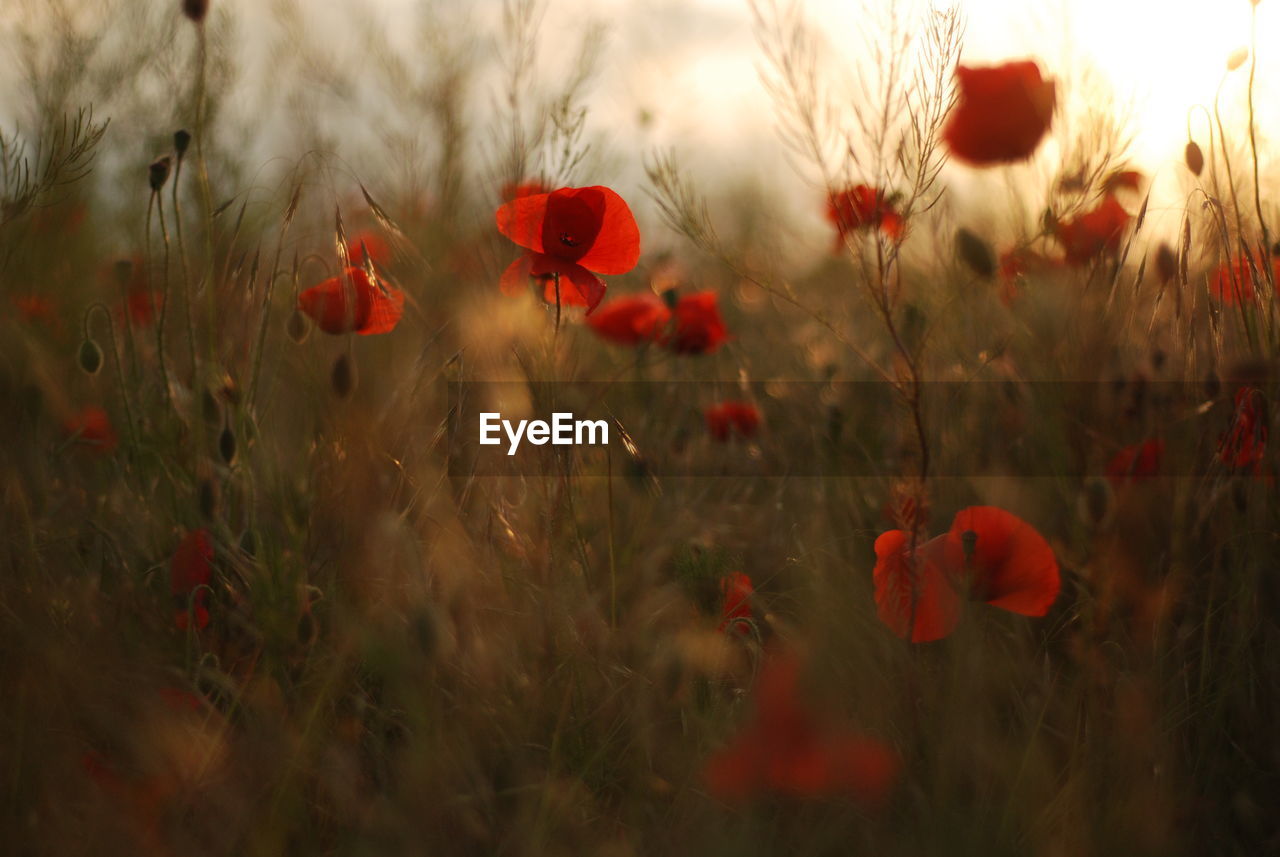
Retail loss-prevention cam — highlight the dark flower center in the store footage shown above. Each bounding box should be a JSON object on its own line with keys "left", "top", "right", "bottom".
{"left": 559, "top": 232, "right": 581, "bottom": 248}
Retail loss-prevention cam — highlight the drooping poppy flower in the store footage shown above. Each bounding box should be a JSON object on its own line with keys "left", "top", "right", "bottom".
{"left": 63, "top": 406, "right": 118, "bottom": 454}
{"left": 495, "top": 185, "right": 640, "bottom": 314}
{"left": 943, "top": 61, "right": 1056, "bottom": 166}
{"left": 661, "top": 291, "right": 729, "bottom": 355}
{"left": 585, "top": 293, "right": 672, "bottom": 346}
{"left": 873, "top": 506, "right": 1059, "bottom": 642}
{"left": 171, "top": 528, "right": 213, "bottom": 631}
{"left": 1218, "top": 387, "right": 1267, "bottom": 471}
{"left": 825, "top": 185, "right": 904, "bottom": 249}
{"left": 1055, "top": 195, "right": 1131, "bottom": 265}
{"left": 297, "top": 266, "right": 405, "bottom": 335}
{"left": 703, "top": 653, "right": 900, "bottom": 805}
{"left": 347, "top": 229, "right": 390, "bottom": 265}
{"left": 1106, "top": 438, "right": 1164, "bottom": 484}
{"left": 1208, "top": 252, "right": 1279, "bottom": 305}
{"left": 717, "top": 571, "right": 755, "bottom": 635}
{"left": 705, "top": 400, "right": 761, "bottom": 441}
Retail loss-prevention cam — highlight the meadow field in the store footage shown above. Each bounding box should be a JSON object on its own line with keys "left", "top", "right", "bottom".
{"left": 1, "top": 0, "right": 1278, "bottom": 854}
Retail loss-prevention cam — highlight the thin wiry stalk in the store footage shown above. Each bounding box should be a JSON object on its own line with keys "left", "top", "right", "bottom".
{"left": 172, "top": 152, "right": 198, "bottom": 383}
{"left": 1245, "top": 5, "right": 1271, "bottom": 293}
{"left": 82, "top": 302, "right": 137, "bottom": 451}
{"left": 154, "top": 192, "right": 174, "bottom": 409}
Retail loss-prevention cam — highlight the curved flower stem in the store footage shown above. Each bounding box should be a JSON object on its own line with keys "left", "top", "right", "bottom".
{"left": 552, "top": 271, "right": 562, "bottom": 337}
{"left": 154, "top": 192, "right": 175, "bottom": 409}
{"left": 82, "top": 303, "right": 138, "bottom": 450}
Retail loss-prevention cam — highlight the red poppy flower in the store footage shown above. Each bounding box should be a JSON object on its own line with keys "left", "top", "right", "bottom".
{"left": 873, "top": 506, "right": 1059, "bottom": 642}
{"left": 943, "top": 60, "right": 1056, "bottom": 166}
{"left": 1209, "top": 254, "right": 1279, "bottom": 305}
{"left": 297, "top": 266, "right": 405, "bottom": 335}
{"left": 718, "top": 571, "right": 755, "bottom": 635}
{"left": 1102, "top": 169, "right": 1144, "bottom": 194}
{"left": 662, "top": 291, "right": 729, "bottom": 355}
{"left": 347, "top": 230, "right": 390, "bottom": 265}
{"left": 1055, "top": 195, "right": 1131, "bottom": 265}
{"left": 501, "top": 180, "right": 549, "bottom": 202}
{"left": 705, "top": 401, "right": 761, "bottom": 441}
{"left": 1106, "top": 438, "right": 1164, "bottom": 484}
{"left": 11, "top": 295, "right": 61, "bottom": 332}
{"left": 1219, "top": 387, "right": 1267, "bottom": 471}
{"left": 117, "top": 288, "right": 164, "bottom": 327}
{"left": 996, "top": 248, "right": 1059, "bottom": 305}
{"left": 171, "top": 528, "right": 213, "bottom": 631}
{"left": 495, "top": 185, "right": 640, "bottom": 314}
{"left": 825, "top": 185, "right": 904, "bottom": 249}
{"left": 703, "top": 653, "right": 900, "bottom": 805}
{"left": 63, "top": 406, "right": 118, "bottom": 454}
{"left": 873, "top": 531, "right": 962, "bottom": 643}
{"left": 585, "top": 293, "right": 671, "bottom": 345}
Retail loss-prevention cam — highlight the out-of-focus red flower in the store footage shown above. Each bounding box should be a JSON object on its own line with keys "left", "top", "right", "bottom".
{"left": 12, "top": 295, "right": 61, "bottom": 333}
{"left": 705, "top": 400, "right": 761, "bottom": 441}
{"left": 1055, "top": 195, "right": 1131, "bottom": 265}
{"left": 501, "top": 180, "right": 548, "bottom": 202}
{"left": 703, "top": 653, "right": 900, "bottom": 805}
{"left": 585, "top": 293, "right": 671, "bottom": 346}
{"left": 825, "top": 185, "right": 904, "bottom": 249}
{"left": 943, "top": 61, "right": 1056, "bottom": 166}
{"left": 1102, "top": 169, "right": 1144, "bottom": 194}
{"left": 121, "top": 289, "right": 165, "bottom": 327}
{"left": 717, "top": 571, "right": 755, "bottom": 634}
{"left": 63, "top": 406, "right": 118, "bottom": 454}
{"left": 1209, "top": 253, "right": 1279, "bottom": 305}
{"left": 347, "top": 230, "right": 390, "bottom": 265}
{"left": 1106, "top": 438, "right": 1164, "bottom": 484}
{"left": 496, "top": 185, "right": 640, "bottom": 314}
{"left": 171, "top": 529, "right": 213, "bottom": 631}
{"left": 662, "top": 291, "right": 729, "bottom": 355}
{"left": 873, "top": 506, "right": 1059, "bottom": 642}
{"left": 1218, "top": 387, "right": 1267, "bottom": 471}
{"left": 996, "top": 248, "right": 1060, "bottom": 305}
{"left": 298, "top": 266, "right": 404, "bottom": 335}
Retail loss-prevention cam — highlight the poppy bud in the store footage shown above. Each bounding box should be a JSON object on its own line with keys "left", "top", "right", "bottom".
{"left": 1155, "top": 243, "right": 1177, "bottom": 285}
{"left": 1185, "top": 141, "right": 1205, "bottom": 176}
{"left": 174, "top": 129, "right": 192, "bottom": 157}
{"left": 1041, "top": 208, "right": 1058, "bottom": 234}
{"left": 955, "top": 228, "right": 996, "bottom": 278}
{"left": 149, "top": 156, "right": 172, "bottom": 192}
{"left": 78, "top": 338, "right": 104, "bottom": 375}
{"left": 286, "top": 308, "right": 310, "bottom": 343}
{"left": 182, "top": 0, "right": 209, "bottom": 23}
{"left": 1226, "top": 47, "right": 1249, "bottom": 72}
{"left": 331, "top": 353, "right": 355, "bottom": 398}
{"left": 238, "top": 528, "right": 258, "bottom": 557}
{"left": 198, "top": 478, "right": 218, "bottom": 519}
{"left": 661, "top": 288, "right": 680, "bottom": 310}
{"left": 201, "top": 388, "right": 221, "bottom": 424}
{"left": 218, "top": 424, "right": 236, "bottom": 464}
{"left": 1272, "top": 241, "right": 1280, "bottom": 257}
{"left": 1077, "top": 477, "right": 1114, "bottom": 527}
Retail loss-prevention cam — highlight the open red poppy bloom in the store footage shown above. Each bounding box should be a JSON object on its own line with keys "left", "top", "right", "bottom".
{"left": 944, "top": 61, "right": 1056, "bottom": 166}
{"left": 1055, "top": 195, "right": 1131, "bottom": 265}
{"left": 298, "top": 266, "right": 405, "bottom": 335}
{"left": 873, "top": 506, "right": 1059, "bottom": 642}
{"left": 704, "top": 653, "right": 900, "bottom": 805}
{"left": 1209, "top": 254, "right": 1279, "bottom": 305}
{"left": 585, "top": 293, "right": 671, "bottom": 345}
{"left": 662, "top": 291, "right": 729, "bottom": 355}
{"left": 825, "top": 185, "right": 904, "bottom": 248}
{"left": 64, "top": 406, "right": 118, "bottom": 454}
{"left": 705, "top": 401, "right": 761, "bottom": 441}
{"left": 1106, "top": 438, "right": 1164, "bottom": 484}
{"left": 1219, "top": 387, "right": 1267, "bottom": 471}
{"left": 171, "top": 528, "right": 213, "bottom": 631}
{"left": 496, "top": 185, "right": 640, "bottom": 314}
{"left": 718, "top": 571, "right": 755, "bottom": 634}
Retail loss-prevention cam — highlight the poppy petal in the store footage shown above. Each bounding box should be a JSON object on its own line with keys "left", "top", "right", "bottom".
{"left": 571, "top": 187, "right": 641, "bottom": 275}
{"left": 495, "top": 192, "right": 550, "bottom": 255}
{"left": 357, "top": 282, "right": 405, "bottom": 335}
{"left": 500, "top": 255, "right": 534, "bottom": 297}
{"left": 530, "top": 255, "right": 607, "bottom": 313}
{"left": 945, "top": 507, "right": 1059, "bottom": 616}
{"left": 872, "top": 530, "right": 962, "bottom": 642}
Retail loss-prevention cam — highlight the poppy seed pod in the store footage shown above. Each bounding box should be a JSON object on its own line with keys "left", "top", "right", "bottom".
{"left": 174, "top": 129, "right": 192, "bottom": 157}
{"left": 149, "top": 156, "right": 172, "bottom": 192}
{"left": 182, "top": 0, "right": 209, "bottom": 23}
{"left": 1185, "top": 141, "right": 1205, "bottom": 176}
{"left": 77, "top": 338, "right": 104, "bottom": 375}
{"left": 218, "top": 424, "right": 236, "bottom": 465}
{"left": 286, "top": 308, "right": 310, "bottom": 343}
{"left": 198, "top": 478, "right": 219, "bottom": 519}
